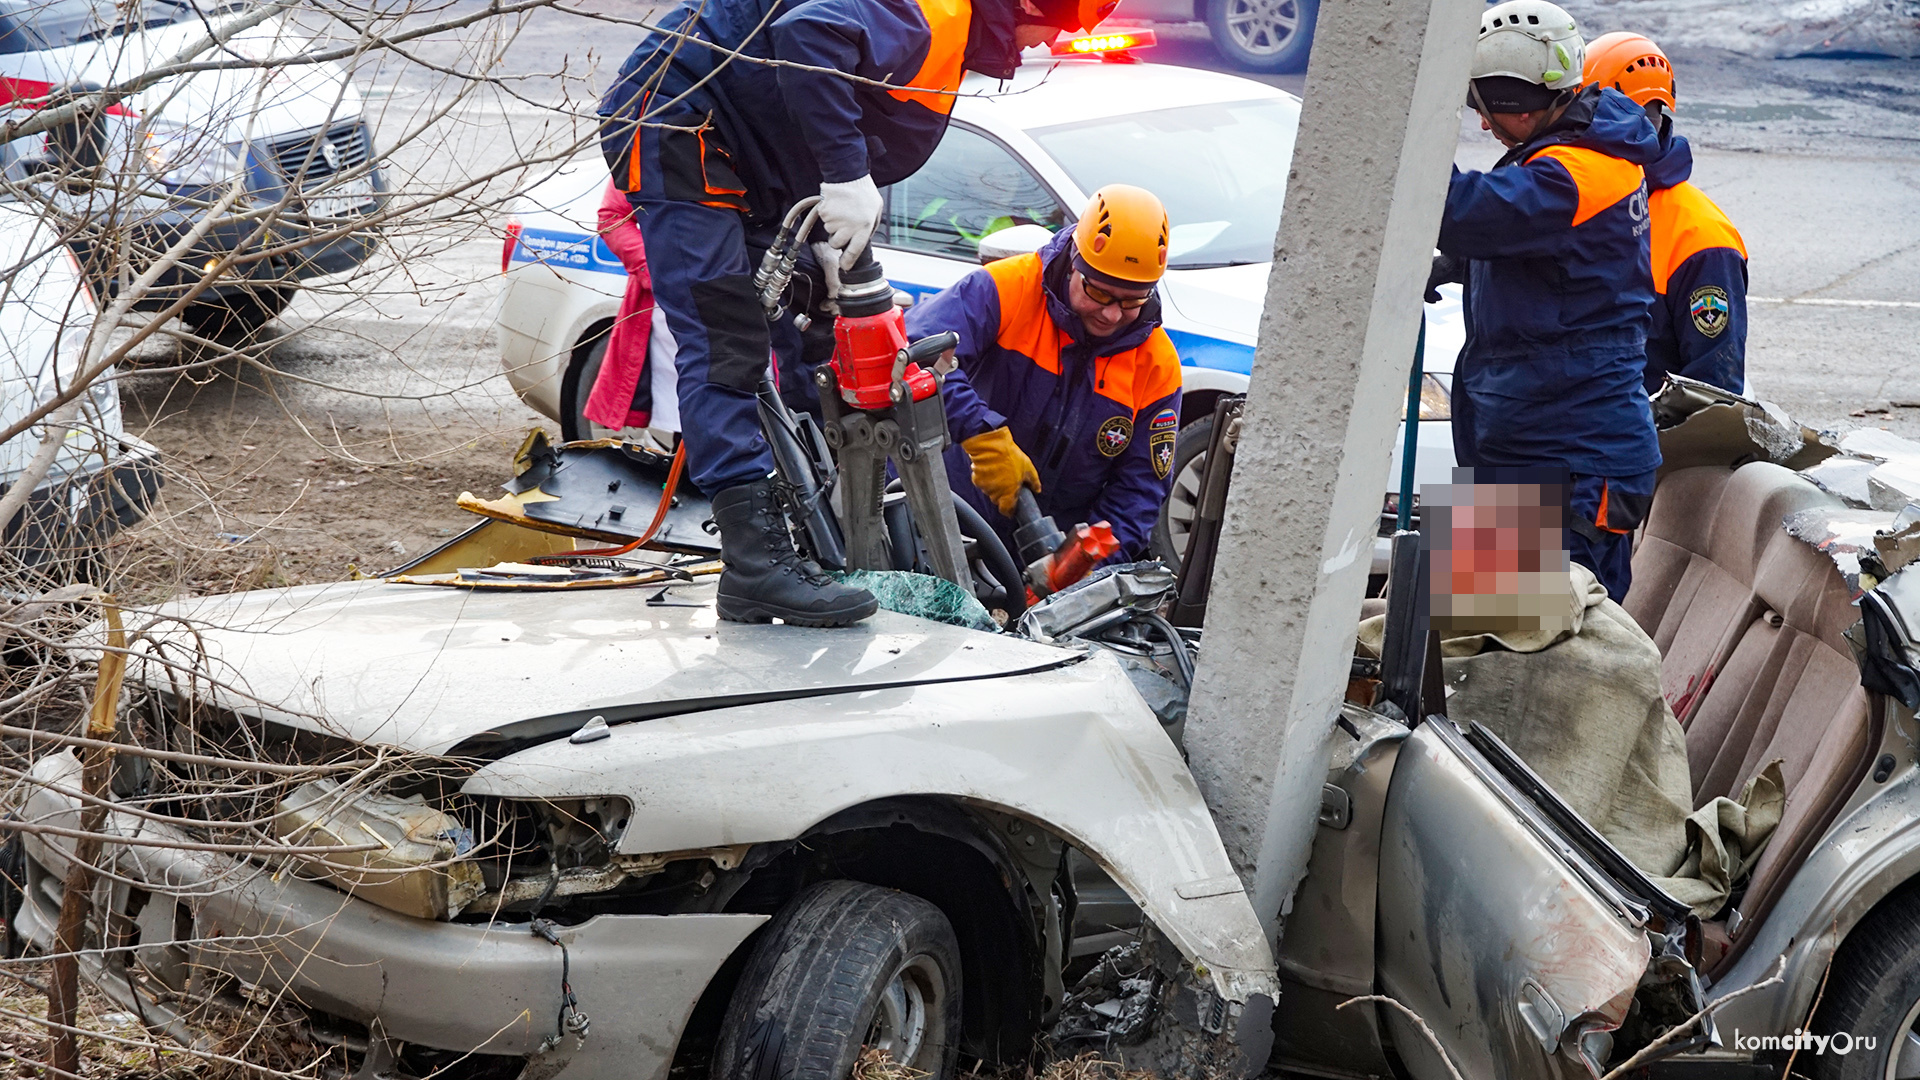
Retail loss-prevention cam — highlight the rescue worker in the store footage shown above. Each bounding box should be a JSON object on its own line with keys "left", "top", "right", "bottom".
{"left": 1431, "top": 0, "right": 1663, "bottom": 603}
{"left": 596, "top": 0, "right": 1113, "bottom": 627}
{"left": 905, "top": 184, "right": 1182, "bottom": 567}
{"left": 1585, "top": 33, "right": 1750, "bottom": 395}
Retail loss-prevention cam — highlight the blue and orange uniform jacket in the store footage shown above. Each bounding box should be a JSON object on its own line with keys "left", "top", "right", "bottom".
{"left": 597, "top": 0, "right": 1022, "bottom": 223}
{"left": 1438, "top": 85, "right": 1664, "bottom": 479}
{"left": 905, "top": 230, "right": 1184, "bottom": 562}
{"left": 1643, "top": 130, "right": 1748, "bottom": 394}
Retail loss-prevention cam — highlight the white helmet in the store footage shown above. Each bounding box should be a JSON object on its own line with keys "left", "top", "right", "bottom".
{"left": 1473, "top": 0, "right": 1585, "bottom": 91}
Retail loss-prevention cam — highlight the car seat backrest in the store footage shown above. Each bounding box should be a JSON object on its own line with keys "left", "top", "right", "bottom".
{"left": 1627, "top": 464, "right": 1834, "bottom": 723}
{"left": 1699, "top": 524, "right": 1873, "bottom": 923}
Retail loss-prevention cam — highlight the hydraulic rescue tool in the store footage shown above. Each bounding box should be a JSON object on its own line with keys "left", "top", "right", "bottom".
{"left": 757, "top": 196, "right": 974, "bottom": 592}
{"left": 1013, "top": 488, "right": 1118, "bottom": 600}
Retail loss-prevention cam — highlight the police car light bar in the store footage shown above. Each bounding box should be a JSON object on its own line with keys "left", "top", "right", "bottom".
{"left": 1051, "top": 29, "right": 1157, "bottom": 59}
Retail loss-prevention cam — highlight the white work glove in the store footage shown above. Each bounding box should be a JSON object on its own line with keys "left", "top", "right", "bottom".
{"left": 810, "top": 241, "right": 844, "bottom": 310}
{"left": 816, "top": 174, "right": 883, "bottom": 270}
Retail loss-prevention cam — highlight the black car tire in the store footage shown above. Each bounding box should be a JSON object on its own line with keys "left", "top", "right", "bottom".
{"left": 1150, "top": 413, "right": 1215, "bottom": 569}
{"left": 181, "top": 286, "right": 293, "bottom": 339}
{"left": 1206, "top": 0, "right": 1317, "bottom": 74}
{"left": 713, "top": 880, "right": 962, "bottom": 1080}
{"left": 562, "top": 334, "right": 612, "bottom": 442}
{"left": 1811, "top": 889, "right": 1920, "bottom": 1079}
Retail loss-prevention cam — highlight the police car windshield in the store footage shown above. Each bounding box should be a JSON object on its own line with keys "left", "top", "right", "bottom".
{"left": 1030, "top": 97, "right": 1299, "bottom": 269}
{"left": 0, "top": 0, "right": 195, "bottom": 51}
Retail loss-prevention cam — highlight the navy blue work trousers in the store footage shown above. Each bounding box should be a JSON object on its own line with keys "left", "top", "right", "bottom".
{"left": 1567, "top": 470, "right": 1656, "bottom": 604}
{"left": 601, "top": 99, "right": 785, "bottom": 494}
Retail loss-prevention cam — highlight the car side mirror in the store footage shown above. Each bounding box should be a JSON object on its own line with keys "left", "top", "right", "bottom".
{"left": 976, "top": 223, "right": 1054, "bottom": 265}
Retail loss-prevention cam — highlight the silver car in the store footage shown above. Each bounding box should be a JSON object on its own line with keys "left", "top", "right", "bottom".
{"left": 6, "top": 454, "right": 1920, "bottom": 1080}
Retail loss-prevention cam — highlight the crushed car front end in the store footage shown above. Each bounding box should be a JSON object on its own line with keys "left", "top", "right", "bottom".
{"left": 9, "top": 578, "right": 1277, "bottom": 1080}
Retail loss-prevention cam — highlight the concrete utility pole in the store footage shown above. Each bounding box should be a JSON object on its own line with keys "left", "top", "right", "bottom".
{"left": 1181, "top": 0, "right": 1482, "bottom": 939}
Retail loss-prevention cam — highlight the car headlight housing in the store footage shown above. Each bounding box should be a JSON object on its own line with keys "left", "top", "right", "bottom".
{"left": 275, "top": 778, "right": 487, "bottom": 920}
{"left": 141, "top": 122, "right": 247, "bottom": 188}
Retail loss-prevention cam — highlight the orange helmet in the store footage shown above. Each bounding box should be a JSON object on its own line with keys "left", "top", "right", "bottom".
{"left": 1073, "top": 184, "right": 1168, "bottom": 286}
{"left": 1583, "top": 31, "right": 1676, "bottom": 111}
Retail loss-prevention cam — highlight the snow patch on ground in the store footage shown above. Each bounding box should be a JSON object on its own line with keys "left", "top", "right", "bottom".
{"left": 1565, "top": 0, "right": 1920, "bottom": 58}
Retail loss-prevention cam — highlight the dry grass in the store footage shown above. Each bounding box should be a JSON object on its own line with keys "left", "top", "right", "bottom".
{"left": 857, "top": 1047, "right": 1161, "bottom": 1080}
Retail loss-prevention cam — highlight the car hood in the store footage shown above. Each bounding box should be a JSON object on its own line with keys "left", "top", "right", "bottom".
{"left": 1159, "top": 261, "right": 1462, "bottom": 376}
{"left": 13, "top": 15, "right": 360, "bottom": 144}
{"left": 128, "top": 578, "right": 1077, "bottom": 756}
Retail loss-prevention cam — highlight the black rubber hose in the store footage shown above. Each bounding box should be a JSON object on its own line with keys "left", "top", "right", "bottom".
{"left": 1138, "top": 610, "right": 1195, "bottom": 689}
{"left": 883, "top": 481, "right": 1027, "bottom": 619}
{"left": 948, "top": 493, "right": 1027, "bottom": 620}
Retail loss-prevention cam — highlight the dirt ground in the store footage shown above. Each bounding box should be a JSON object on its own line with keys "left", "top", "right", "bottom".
{"left": 107, "top": 260, "right": 547, "bottom": 603}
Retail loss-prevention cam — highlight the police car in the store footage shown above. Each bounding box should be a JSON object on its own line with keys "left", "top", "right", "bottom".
{"left": 494, "top": 33, "right": 1462, "bottom": 563}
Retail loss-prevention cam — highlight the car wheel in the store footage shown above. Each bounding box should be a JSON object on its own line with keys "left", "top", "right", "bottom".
{"left": 181, "top": 285, "right": 293, "bottom": 339}
{"left": 562, "top": 334, "right": 612, "bottom": 442}
{"left": 713, "top": 880, "right": 962, "bottom": 1080}
{"left": 1206, "top": 0, "right": 1317, "bottom": 74}
{"left": 1811, "top": 890, "right": 1920, "bottom": 1079}
{"left": 1150, "top": 413, "right": 1215, "bottom": 570}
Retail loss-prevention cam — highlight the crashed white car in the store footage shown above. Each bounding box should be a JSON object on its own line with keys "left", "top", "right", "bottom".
{"left": 7, "top": 406, "right": 1920, "bottom": 1080}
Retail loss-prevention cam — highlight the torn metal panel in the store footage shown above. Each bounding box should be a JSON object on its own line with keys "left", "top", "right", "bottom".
{"left": 1783, "top": 505, "right": 1900, "bottom": 597}
{"left": 1802, "top": 455, "right": 1879, "bottom": 507}
{"left": 461, "top": 649, "right": 1281, "bottom": 1007}
{"left": 381, "top": 518, "right": 579, "bottom": 577}
{"left": 457, "top": 431, "right": 718, "bottom": 555}
{"left": 1375, "top": 720, "right": 1653, "bottom": 1080}
{"left": 1877, "top": 506, "right": 1920, "bottom": 574}
{"left": 1651, "top": 378, "right": 1838, "bottom": 478}
{"left": 1868, "top": 456, "right": 1920, "bottom": 513}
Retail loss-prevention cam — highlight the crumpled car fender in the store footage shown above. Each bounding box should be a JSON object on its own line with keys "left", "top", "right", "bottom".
{"left": 463, "top": 650, "right": 1279, "bottom": 1004}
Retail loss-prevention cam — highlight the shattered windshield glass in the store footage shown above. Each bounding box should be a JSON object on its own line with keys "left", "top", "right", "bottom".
{"left": 1029, "top": 98, "right": 1300, "bottom": 270}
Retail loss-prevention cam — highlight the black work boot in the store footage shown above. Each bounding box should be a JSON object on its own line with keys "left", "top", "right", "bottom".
{"left": 712, "top": 480, "right": 877, "bottom": 627}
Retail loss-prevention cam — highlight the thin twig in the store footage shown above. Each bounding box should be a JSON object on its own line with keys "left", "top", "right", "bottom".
{"left": 1337, "top": 995, "right": 1467, "bottom": 1080}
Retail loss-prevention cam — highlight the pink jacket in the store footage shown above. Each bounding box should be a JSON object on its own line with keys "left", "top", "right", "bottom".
{"left": 583, "top": 181, "right": 656, "bottom": 430}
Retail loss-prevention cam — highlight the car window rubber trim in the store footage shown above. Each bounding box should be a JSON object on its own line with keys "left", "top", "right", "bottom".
{"left": 1427, "top": 715, "right": 1690, "bottom": 927}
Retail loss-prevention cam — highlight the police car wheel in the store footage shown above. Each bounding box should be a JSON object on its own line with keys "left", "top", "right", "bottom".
{"left": 1206, "top": 0, "right": 1316, "bottom": 74}
{"left": 1150, "top": 413, "right": 1215, "bottom": 570}
{"left": 563, "top": 335, "right": 616, "bottom": 442}
{"left": 1809, "top": 887, "right": 1920, "bottom": 1079}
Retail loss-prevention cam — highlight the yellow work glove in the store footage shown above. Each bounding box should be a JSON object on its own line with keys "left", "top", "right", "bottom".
{"left": 961, "top": 427, "right": 1041, "bottom": 516}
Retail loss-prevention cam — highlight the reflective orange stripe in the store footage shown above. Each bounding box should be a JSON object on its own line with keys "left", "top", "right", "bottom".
{"left": 697, "top": 126, "right": 746, "bottom": 196}
{"left": 1594, "top": 480, "right": 1633, "bottom": 535}
{"left": 987, "top": 254, "right": 1062, "bottom": 375}
{"left": 985, "top": 254, "right": 1184, "bottom": 411}
{"left": 626, "top": 92, "right": 650, "bottom": 192}
{"left": 1528, "top": 144, "right": 1646, "bottom": 228}
{"left": 1649, "top": 181, "right": 1747, "bottom": 295}
{"left": 888, "top": 0, "right": 970, "bottom": 115}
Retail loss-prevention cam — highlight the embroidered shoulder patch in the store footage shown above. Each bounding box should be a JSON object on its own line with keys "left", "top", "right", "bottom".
{"left": 1689, "top": 285, "right": 1730, "bottom": 338}
{"left": 1096, "top": 416, "right": 1133, "bottom": 457}
{"left": 1149, "top": 407, "right": 1178, "bottom": 433}
{"left": 1150, "top": 426, "right": 1177, "bottom": 479}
